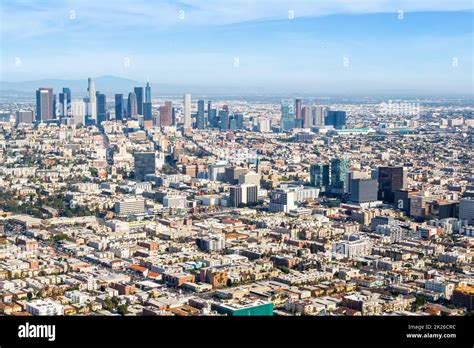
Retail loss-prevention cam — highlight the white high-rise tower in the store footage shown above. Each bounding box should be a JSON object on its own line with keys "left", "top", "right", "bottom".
{"left": 88, "top": 78, "right": 97, "bottom": 122}
{"left": 183, "top": 93, "right": 191, "bottom": 129}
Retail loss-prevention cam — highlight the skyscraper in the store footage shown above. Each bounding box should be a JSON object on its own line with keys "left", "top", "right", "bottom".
{"left": 128, "top": 92, "right": 138, "bottom": 117}
{"left": 72, "top": 100, "right": 85, "bottom": 125}
{"left": 459, "top": 198, "right": 474, "bottom": 225}
{"left": 302, "top": 106, "right": 311, "bottom": 128}
{"left": 331, "top": 158, "right": 350, "bottom": 191}
{"left": 35, "top": 87, "right": 53, "bottom": 121}
{"left": 171, "top": 104, "right": 176, "bottom": 126}
{"left": 134, "top": 152, "right": 156, "bottom": 181}
{"left": 16, "top": 111, "right": 34, "bottom": 125}
{"left": 134, "top": 87, "right": 144, "bottom": 115}
{"left": 350, "top": 179, "right": 378, "bottom": 203}
{"left": 143, "top": 102, "right": 152, "bottom": 122}
{"left": 196, "top": 100, "right": 206, "bottom": 129}
{"left": 144, "top": 83, "right": 152, "bottom": 122}
{"left": 378, "top": 166, "right": 408, "bottom": 203}
{"left": 313, "top": 106, "right": 326, "bottom": 126}
{"left": 234, "top": 113, "right": 244, "bottom": 130}
{"left": 52, "top": 94, "right": 57, "bottom": 119}
{"left": 183, "top": 94, "right": 191, "bottom": 128}
{"left": 229, "top": 184, "right": 258, "bottom": 208}
{"left": 310, "top": 164, "right": 330, "bottom": 189}
{"left": 60, "top": 87, "right": 71, "bottom": 117}
{"left": 219, "top": 110, "right": 229, "bottom": 130}
{"left": 96, "top": 91, "right": 106, "bottom": 124}
{"left": 58, "top": 92, "right": 67, "bottom": 118}
{"left": 325, "top": 110, "right": 346, "bottom": 129}
{"left": 145, "top": 82, "right": 151, "bottom": 103}
{"left": 63, "top": 87, "right": 71, "bottom": 107}
{"left": 88, "top": 78, "right": 97, "bottom": 123}
{"left": 160, "top": 101, "right": 172, "bottom": 127}
{"left": 115, "top": 94, "right": 123, "bottom": 121}
{"left": 295, "top": 98, "right": 302, "bottom": 127}
{"left": 280, "top": 98, "right": 295, "bottom": 131}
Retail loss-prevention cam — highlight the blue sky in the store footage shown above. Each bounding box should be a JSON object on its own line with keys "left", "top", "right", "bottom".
{"left": 1, "top": 0, "right": 473, "bottom": 95}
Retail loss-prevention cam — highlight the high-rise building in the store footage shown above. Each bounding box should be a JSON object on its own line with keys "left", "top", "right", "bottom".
{"left": 313, "top": 106, "right": 326, "bottom": 126}
{"left": 347, "top": 170, "right": 370, "bottom": 193}
{"left": 207, "top": 101, "right": 218, "bottom": 128}
{"left": 145, "top": 82, "right": 151, "bottom": 103}
{"left": 232, "top": 113, "right": 243, "bottom": 130}
{"left": 229, "top": 184, "right": 258, "bottom": 208}
{"left": 459, "top": 198, "right": 474, "bottom": 225}
{"left": 208, "top": 162, "right": 228, "bottom": 181}
{"left": 209, "top": 108, "right": 218, "bottom": 128}
{"left": 171, "top": 105, "right": 176, "bottom": 126}
{"left": 394, "top": 189, "right": 419, "bottom": 214}
{"left": 225, "top": 166, "right": 248, "bottom": 185}
{"left": 196, "top": 100, "right": 206, "bottom": 129}
{"left": 134, "top": 87, "right": 144, "bottom": 115}
{"left": 134, "top": 152, "right": 156, "bottom": 181}
{"left": 160, "top": 101, "right": 172, "bottom": 127}
{"left": 128, "top": 92, "right": 138, "bottom": 117}
{"left": 295, "top": 98, "right": 302, "bottom": 127}
{"left": 269, "top": 188, "right": 296, "bottom": 213}
{"left": 114, "top": 198, "right": 145, "bottom": 215}
{"left": 325, "top": 110, "right": 346, "bottom": 129}
{"left": 378, "top": 166, "right": 407, "bottom": 203}
{"left": 72, "top": 100, "right": 85, "bottom": 125}
{"left": 332, "top": 234, "right": 372, "bottom": 258}
{"left": 143, "top": 102, "right": 152, "bottom": 121}
{"left": 63, "top": 87, "right": 71, "bottom": 109}
{"left": 258, "top": 117, "right": 271, "bottom": 132}
{"left": 143, "top": 83, "right": 152, "bottom": 122}
{"left": 410, "top": 193, "right": 427, "bottom": 218}
{"left": 52, "top": 94, "right": 57, "bottom": 119}
{"left": 88, "top": 78, "right": 97, "bottom": 123}
{"left": 58, "top": 93, "right": 67, "bottom": 118}
{"left": 302, "top": 106, "right": 311, "bottom": 128}
{"left": 96, "top": 91, "right": 106, "bottom": 124}
{"left": 280, "top": 98, "right": 295, "bottom": 131}
{"left": 16, "top": 110, "right": 34, "bottom": 125}
{"left": 115, "top": 94, "right": 124, "bottom": 121}
{"left": 219, "top": 110, "right": 230, "bottom": 131}
{"left": 183, "top": 94, "right": 191, "bottom": 128}
{"left": 238, "top": 171, "right": 261, "bottom": 188}
{"left": 331, "top": 158, "right": 350, "bottom": 191}
{"left": 350, "top": 179, "right": 378, "bottom": 203}
{"left": 58, "top": 87, "right": 71, "bottom": 118}
{"left": 310, "top": 164, "right": 330, "bottom": 189}
{"left": 35, "top": 87, "right": 53, "bottom": 121}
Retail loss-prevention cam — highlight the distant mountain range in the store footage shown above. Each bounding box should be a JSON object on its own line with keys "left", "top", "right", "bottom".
{"left": 1, "top": 75, "right": 472, "bottom": 101}
{"left": 0, "top": 75, "right": 191, "bottom": 97}
{"left": 0, "top": 75, "right": 334, "bottom": 100}
{"left": 0, "top": 75, "right": 266, "bottom": 98}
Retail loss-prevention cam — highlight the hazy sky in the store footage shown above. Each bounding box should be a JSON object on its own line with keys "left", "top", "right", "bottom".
{"left": 1, "top": 0, "right": 473, "bottom": 95}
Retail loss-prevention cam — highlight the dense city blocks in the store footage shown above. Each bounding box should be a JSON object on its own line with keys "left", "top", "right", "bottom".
{"left": 0, "top": 91, "right": 472, "bottom": 318}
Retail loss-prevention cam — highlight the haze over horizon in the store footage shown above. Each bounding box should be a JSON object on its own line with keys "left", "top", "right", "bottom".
{"left": 1, "top": 0, "right": 473, "bottom": 96}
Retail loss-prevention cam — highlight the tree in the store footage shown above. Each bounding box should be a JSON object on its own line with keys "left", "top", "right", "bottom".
{"left": 89, "top": 167, "right": 98, "bottom": 177}
{"left": 53, "top": 233, "right": 67, "bottom": 242}
{"left": 103, "top": 297, "right": 114, "bottom": 311}
{"left": 117, "top": 304, "right": 129, "bottom": 315}
{"left": 413, "top": 295, "right": 426, "bottom": 311}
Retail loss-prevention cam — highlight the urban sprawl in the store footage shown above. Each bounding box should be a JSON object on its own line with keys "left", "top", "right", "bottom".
{"left": 0, "top": 78, "right": 473, "bottom": 317}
